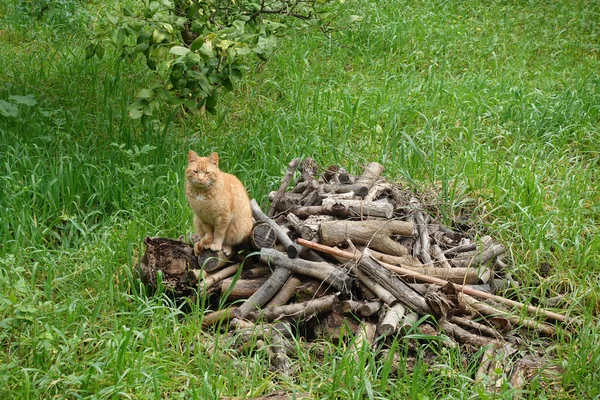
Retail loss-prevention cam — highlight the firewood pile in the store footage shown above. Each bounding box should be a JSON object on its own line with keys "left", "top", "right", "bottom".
{"left": 138, "top": 158, "right": 568, "bottom": 389}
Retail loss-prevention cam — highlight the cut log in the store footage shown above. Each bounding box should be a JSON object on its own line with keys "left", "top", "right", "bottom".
{"left": 320, "top": 220, "right": 413, "bottom": 257}
{"left": 250, "top": 223, "right": 277, "bottom": 250}
{"left": 357, "top": 300, "right": 383, "bottom": 317}
{"left": 290, "top": 203, "right": 352, "bottom": 219}
{"left": 378, "top": 303, "right": 407, "bottom": 337}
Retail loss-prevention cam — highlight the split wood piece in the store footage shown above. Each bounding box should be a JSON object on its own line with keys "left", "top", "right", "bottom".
{"left": 320, "top": 219, "right": 413, "bottom": 257}
{"left": 220, "top": 277, "right": 269, "bottom": 300}
{"left": 237, "top": 266, "right": 293, "bottom": 318}
{"left": 251, "top": 199, "right": 301, "bottom": 258}
{"left": 359, "top": 249, "right": 433, "bottom": 315}
{"left": 378, "top": 303, "right": 407, "bottom": 337}
{"left": 439, "top": 319, "right": 501, "bottom": 347}
{"left": 358, "top": 300, "right": 384, "bottom": 317}
{"left": 320, "top": 164, "right": 339, "bottom": 184}
{"left": 409, "top": 197, "right": 433, "bottom": 266}
{"left": 260, "top": 248, "right": 352, "bottom": 293}
{"left": 443, "top": 243, "right": 477, "bottom": 255}
{"left": 198, "top": 263, "right": 241, "bottom": 294}
{"left": 266, "top": 276, "right": 302, "bottom": 308}
{"left": 290, "top": 203, "right": 352, "bottom": 219}
{"left": 458, "top": 293, "right": 556, "bottom": 337}
{"left": 296, "top": 239, "right": 569, "bottom": 324}
{"left": 431, "top": 244, "right": 452, "bottom": 269}
{"left": 449, "top": 316, "right": 520, "bottom": 345}
{"left": 363, "top": 182, "right": 394, "bottom": 202}
{"left": 201, "top": 307, "right": 241, "bottom": 327}
{"left": 268, "top": 158, "right": 301, "bottom": 217}
{"left": 321, "top": 197, "right": 394, "bottom": 219}
{"left": 250, "top": 223, "right": 277, "bottom": 250}
{"left": 248, "top": 293, "right": 338, "bottom": 322}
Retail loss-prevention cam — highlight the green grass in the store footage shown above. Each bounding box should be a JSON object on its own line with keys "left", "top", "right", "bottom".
{"left": 1, "top": 0, "right": 599, "bottom": 398}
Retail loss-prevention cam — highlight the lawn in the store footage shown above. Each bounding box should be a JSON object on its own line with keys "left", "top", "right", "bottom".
{"left": 1, "top": 0, "right": 599, "bottom": 398}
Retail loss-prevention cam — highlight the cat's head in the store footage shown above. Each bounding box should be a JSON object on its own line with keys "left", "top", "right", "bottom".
{"left": 186, "top": 151, "right": 220, "bottom": 188}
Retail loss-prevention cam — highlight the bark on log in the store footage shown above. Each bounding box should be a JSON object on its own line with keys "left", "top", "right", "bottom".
{"left": 260, "top": 248, "right": 352, "bottom": 294}
{"left": 321, "top": 197, "right": 394, "bottom": 219}
{"left": 266, "top": 276, "right": 302, "bottom": 308}
{"left": 439, "top": 319, "right": 501, "bottom": 347}
{"left": 220, "top": 277, "right": 269, "bottom": 300}
{"left": 358, "top": 250, "right": 433, "bottom": 315}
{"left": 451, "top": 243, "right": 506, "bottom": 269}
{"left": 248, "top": 293, "right": 338, "bottom": 322}
{"left": 290, "top": 203, "right": 352, "bottom": 219}
{"left": 347, "top": 162, "right": 385, "bottom": 198}
{"left": 237, "top": 266, "right": 293, "bottom": 318}
{"left": 320, "top": 220, "right": 413, "bottom": 257}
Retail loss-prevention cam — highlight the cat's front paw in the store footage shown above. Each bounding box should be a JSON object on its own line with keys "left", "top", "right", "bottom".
{"left": 208, "top": 242, "right": 223, "bottom": 253}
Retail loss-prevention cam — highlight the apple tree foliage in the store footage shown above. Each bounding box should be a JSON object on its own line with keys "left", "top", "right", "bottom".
{"left": 87, "top": 0, "right": 348, "bottom": 119}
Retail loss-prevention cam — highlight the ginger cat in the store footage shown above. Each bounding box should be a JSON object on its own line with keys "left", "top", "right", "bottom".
{"left": 185, "top": 151, "right": 253, "bottom": 256}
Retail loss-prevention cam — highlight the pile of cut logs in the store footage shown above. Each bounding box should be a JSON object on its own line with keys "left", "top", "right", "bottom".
{"left": 139, "top": 158, "right": 568, "bottom": 388}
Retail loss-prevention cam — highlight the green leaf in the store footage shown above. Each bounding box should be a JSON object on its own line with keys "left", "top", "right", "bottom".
{"left": 128, "top": 108, "right": 144, "bottom": 119}
{"left": 95, "top": 43, "right": 105, "bottom": 59}
{"left": 85, "top": 43, "right": 96, "bottom": 59}
{"left": 152, "top": 29, "right": 167, "bottom": 44}
{"left": 122, "top": 6, "right": 134, "bottom": 17}
{"left": 136, "top": 88, "right": 155, "bottom": 99}
{"left": 9, "top": 95, "right": 37, "bottom": 106}
{"left": 169, "top": 46, "right": 190, "bottom": 56}
{"left": 190, "top": 36, "right": 205, "bottom": 52}
{"left": 135, "top": 42, "right": 149, "bottom": 53}
{"left": 0, "top": 100, "right": 19, "bottom": 117}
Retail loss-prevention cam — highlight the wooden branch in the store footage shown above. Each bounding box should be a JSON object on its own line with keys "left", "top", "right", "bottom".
{"left": 358, "top": 249, "right": 433, "bottom": 315}
{"left": 265, "top": 276, "right": 302, "bottom": 308}
{"left": 202, "top": 307, "right": 241, "bottom": 327}
{"left": 449, "top": 316, "right": 520, "bottom": 344}
{"left": 268, "top": 158, "right": 301, "bottom": 217}
{"left": 321, "top": 197, "right": 394, "bottom": 219}
{"left": 332, "top": 299, "right": 362, "bottom": 314}
{"left": 431, "top": 244, "right": 452, "bottom": 268}
{"left": 220, "top": 277, "right": 269, "bottom": 300}
{"left": 198, "top": 263, "right": 241, "bottom": 294}
{"left": 451, "top": 243, "right": 506, "bottom": 268}
{"left": 409, "top": 198, "right": 433, "bottom": 265}
{"left": 348, "top": 162, "right": 385, "bottom": 198}
{"left": 320, "top": 219, "right": 413, "bottom": 257}
{"left": 237, "top": 266, "right": 293, "bottom": 318}
{"left": 249, "top": 293, "right": 338, "bottom": 322}
{"left": 251, "top": 199, "right": 301, "bottom": 258}
{"left": 439, "top": 319, "right": 501, "bottom": 347}
{"left": 296, "top": 238, "right": 569, "bottom": 324}
{"left": 378, "top": 303, "right": 407, "bottom": 336}
{"left": 357, "top": 300, "right": 383, "bottom": 317}
{"left": 260, "top": 248, "right": 352, "bottom": 294}
{"left": 290, "top": 203, "right": 351, "bottom": 219}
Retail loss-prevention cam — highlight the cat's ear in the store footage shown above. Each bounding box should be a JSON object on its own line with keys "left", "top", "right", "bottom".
{"left": 188, "top": 150, "right": 198, "bottom": 163}
{"left": 208, "top": 152, "right": 219, "bottom": 166}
